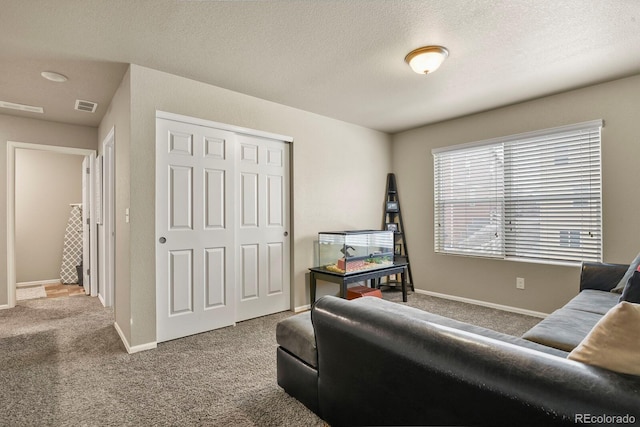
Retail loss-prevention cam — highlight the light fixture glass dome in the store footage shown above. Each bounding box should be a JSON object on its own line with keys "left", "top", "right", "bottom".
{"left": 405, "top": 46, "right": 449, "bottom": 74}
{"left": 41, "top": 71, "right": 68, "bottom": 82}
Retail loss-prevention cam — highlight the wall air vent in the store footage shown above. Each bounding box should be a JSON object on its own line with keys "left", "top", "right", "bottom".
{"left": 75, "top": 99, "right": 98, "bottom": 113}
{"left": 0, "top": 100, "right": 44, "bottom": 114}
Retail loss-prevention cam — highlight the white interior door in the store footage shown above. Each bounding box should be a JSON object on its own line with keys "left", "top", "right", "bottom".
{"left": 235, "top": 134, "right": 290, "bottom": 322}
{"left": 81, "top": 154, "right": 98, "bottom": 296}
{"left": 99, "top": 129, "right": 115, "bottom": 307}
{"left": 156, "top": 118, "right": 236, "bottom": 343}
{"left": 81, "top": 157, "right": 90, "bottom": 295}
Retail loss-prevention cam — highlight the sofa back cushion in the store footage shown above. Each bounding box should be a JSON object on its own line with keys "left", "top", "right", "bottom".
{"left": 611, "top": 252, "right": 640, "bottom": 293}
{"left": 568, "top": 301, "right": 640, "bottom": 376}
{"left": 619, "top": 268, "right": 640, "bottom": 304}
{"left": 350, "top": 296, "right": 568, "bottom": 357}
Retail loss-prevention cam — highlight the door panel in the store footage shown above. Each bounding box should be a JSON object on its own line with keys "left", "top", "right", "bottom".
{"left": 235, "top": 134, "right": 290, "bottom": 322}
{"left": 267, "top": 242, "right": 284, "bottom": 295}
{"left": 204, "top": 169, "right": 225, "bottom": 229}
{"left": 204, "top": 137, "right": 225, "bottom": 159}
{"left": 267, "top": 175, "right": 283, "bottom": 226}
{"left": 240, "top": 244, "right": 259, "bottom": 300}
{"left": 241, "top": 173, "right": 259, "bottom": 227}
{"left": 156, "top": 118, "right": 236, "bottom": 343}
{"left": 169, "top": 249, "right": 193, "bottom": 314}
{"left": 169, "top": 165, "right": 193, "bottom": 230}
{"left": 240, "top": 143, "right": 258, "bottom": 164}
{"left": 205, "top": 247, "right": 226, "bottom": 307}
{"left": 169, "top": 131, "right": 193, "bottom": 155}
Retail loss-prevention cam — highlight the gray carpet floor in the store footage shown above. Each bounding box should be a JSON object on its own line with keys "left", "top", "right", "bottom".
{"left": 383, "top": 289, "right": 541, "bottom": 336}
{"left": 0, "top": 290, "right": 541, "bottom": 426}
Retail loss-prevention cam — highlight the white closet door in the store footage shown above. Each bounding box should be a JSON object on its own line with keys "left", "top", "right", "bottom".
{"left": 156, "top": 118, "right": 236, "bottom": 343}
{"left": 235, "top": 134, "right": 290, "bottom": 322}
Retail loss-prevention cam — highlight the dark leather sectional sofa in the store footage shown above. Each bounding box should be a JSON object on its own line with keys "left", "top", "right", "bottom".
{"left": 276, "top": 262, "right": 640, "bottom": 426}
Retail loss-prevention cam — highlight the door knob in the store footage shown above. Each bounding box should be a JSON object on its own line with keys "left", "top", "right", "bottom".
{"left": 284, "top": 231, "right": 288, "bottom": 237}
{"left": 159, "top": 237, "right": 166, "bottom": 244}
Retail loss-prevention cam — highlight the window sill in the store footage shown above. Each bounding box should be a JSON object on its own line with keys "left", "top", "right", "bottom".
{"left": 435, "top": 251, "right": 586, "bottom": 268}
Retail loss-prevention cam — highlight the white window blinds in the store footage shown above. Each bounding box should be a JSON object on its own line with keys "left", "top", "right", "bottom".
{"left": 433, "top": 143, "right": 504, "bottom": 257}
{"left": 433, "top": 120, "right": 603, "bottom": 264}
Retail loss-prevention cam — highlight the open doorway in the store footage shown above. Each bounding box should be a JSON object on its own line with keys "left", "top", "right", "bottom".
{"left": 6, "top": 141, "right": 97, "bottom": 308}
{"left": 15, "top": 149, "right": 83, "bottom": 299}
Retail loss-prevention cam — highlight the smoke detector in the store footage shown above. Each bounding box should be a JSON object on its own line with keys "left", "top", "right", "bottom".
{"left": 75, "top": 99, "right": 98, "bottom": 113}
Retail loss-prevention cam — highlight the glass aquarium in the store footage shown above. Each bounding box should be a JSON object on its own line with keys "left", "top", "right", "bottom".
{"left": 316, "top": 230, "right": 394, "bottom": 274}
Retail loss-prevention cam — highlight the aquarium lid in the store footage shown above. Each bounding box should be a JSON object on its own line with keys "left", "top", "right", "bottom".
{"left": 318, "top": 229, "right": 388, "bottom": 235}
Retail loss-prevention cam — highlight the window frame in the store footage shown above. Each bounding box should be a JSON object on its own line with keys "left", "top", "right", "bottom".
{"left": 432, "top": 120, "right": 603, "bottom": 265}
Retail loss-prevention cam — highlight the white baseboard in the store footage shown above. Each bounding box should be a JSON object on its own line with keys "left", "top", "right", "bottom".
{"left": 114, "top": 321, "right": 157, "bottom": 354}
{"left": 294, "top": 304, "right": 311, "bottom": 313}
{"left": 16, "top": 279, "right": 60, "bottom": 288}
{"left": 0, "top": 303, "right": 10, "bottom": 310}
{"left": 414, "top": 289, "right": 549, "bottom": 318}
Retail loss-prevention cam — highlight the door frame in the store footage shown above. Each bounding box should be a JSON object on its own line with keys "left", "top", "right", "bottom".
{"left": 156, "top": 111, "right": 294, "bottom": 144}
{"left": 99, "top": 127, "right": 115, "bottom": 307}
{"left": 81, "top": 156, "right": 100, "bottom": 297}
{"left": 6, "top": 141, "right": 96, "bottom": 308}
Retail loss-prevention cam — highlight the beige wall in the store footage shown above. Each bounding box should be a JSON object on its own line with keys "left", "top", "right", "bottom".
{"left": 98, "top": 67, "right": 132, "bottom": 342}
{"left": 392, "top": 74, "right": 640, "bottom": 314}
{"left": 114, "top": 65, "right": 391, "bottom": 347}
{"left": 0, "top": 114, "right": 97, "bottom": 307}
{"left": 15, "top": 149, "right": 84, "bottom": 283}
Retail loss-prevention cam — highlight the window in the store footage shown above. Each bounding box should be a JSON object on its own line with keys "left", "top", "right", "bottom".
{"left": 433, "top": 120, "right": 602, "bottom": 264}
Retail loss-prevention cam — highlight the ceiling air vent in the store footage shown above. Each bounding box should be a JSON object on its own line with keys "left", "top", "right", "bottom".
{"left": 75, "top": 99, "right": 98, "bottom": 113}
{"left": 0, "top": 100, "right": 44, "bottom": 114}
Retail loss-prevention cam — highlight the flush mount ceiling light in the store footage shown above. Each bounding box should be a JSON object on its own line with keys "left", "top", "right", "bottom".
{"left": 405, "top": 46, "right": 449, "bottom": 74}
{"left": 41, "top": 71, "right": 68, "bottom": 82}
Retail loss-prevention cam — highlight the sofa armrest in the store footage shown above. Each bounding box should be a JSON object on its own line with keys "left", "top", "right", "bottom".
{"left": 579, "top": 262, "right": 628, "bottom": 292}
{"left": 312, "top": 296, "right": 640, "bottom": 427}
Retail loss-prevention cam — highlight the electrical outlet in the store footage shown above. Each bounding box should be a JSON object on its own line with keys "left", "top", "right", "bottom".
{"left": 516, "top": 277, "right": 525, "bottom": 290}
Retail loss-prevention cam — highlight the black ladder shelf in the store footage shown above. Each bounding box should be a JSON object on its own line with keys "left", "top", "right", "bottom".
{"left": 381, "top": 173, "right": 414, "bottom": 291}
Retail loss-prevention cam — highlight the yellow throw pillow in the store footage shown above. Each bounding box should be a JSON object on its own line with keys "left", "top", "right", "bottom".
{"left": 568, "top": 301, "right": 640, "bottom": 376}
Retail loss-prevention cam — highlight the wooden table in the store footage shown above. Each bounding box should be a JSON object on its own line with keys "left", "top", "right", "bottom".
{"left": 309, "top": 263, "right": 408, "bottom": 304}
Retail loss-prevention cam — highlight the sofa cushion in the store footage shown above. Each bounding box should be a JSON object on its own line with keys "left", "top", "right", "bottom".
{"left": 351, "top": 296, "right": 568, "bottom": 357}
{"left": 619, "top": 269, "right": 640, "bottom": 304}
{"left": 568, "top": 302, "right": 640, "bottom": 376}
{"left": 611, "top": 252, "right": 640, "bottom": 293}
{"left": 522, "top": 308, "right": 603, "bottom": 352}
{"left": 563, "top": 289, "right": 620, "bottom": 315}
{"left": 276, "top": 311, "right": 317, "bottom": 368}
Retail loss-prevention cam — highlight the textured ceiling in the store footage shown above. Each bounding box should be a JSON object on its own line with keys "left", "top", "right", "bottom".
{"left": 1, "top": 0, "right": 639, "bottom": 133}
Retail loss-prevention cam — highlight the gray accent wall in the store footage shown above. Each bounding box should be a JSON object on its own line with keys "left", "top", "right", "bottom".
{"left": 391, "top": 74, "right": 640, "bottom": 314}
